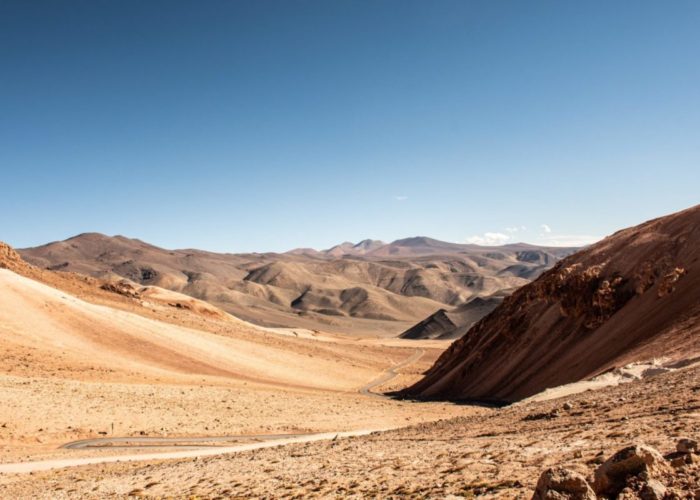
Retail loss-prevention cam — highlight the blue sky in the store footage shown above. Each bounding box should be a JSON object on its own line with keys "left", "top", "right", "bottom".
{"left": 1, "top": 1, "right": 698, "bottom": 252}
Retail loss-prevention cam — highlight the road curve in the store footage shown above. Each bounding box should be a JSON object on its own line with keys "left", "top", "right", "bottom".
{"left": 359, "top": 348, "right": 425, "bottom": 397}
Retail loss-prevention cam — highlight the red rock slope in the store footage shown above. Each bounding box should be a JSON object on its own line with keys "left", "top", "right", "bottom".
{"left": 404, "top": 204, "right": 700, "bottom": 403}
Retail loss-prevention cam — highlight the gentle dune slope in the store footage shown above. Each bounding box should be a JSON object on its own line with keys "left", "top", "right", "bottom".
{"left": 0, "top": 268, "right": 380, "bottom": 390}
{"left": 406, "top": 204, "right": 700, "bottom": 402}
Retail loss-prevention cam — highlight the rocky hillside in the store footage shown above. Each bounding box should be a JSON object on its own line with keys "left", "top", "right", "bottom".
{"left": 0, "top": 242, "right": 34, "bottom": 275}
{"left": 405, "top": 204, "right": 700, "bottom": 402}
{"left": 19, "top": 234, "right": 575, "bottom": 336}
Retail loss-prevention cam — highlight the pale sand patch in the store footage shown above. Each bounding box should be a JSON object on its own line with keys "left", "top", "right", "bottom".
{"left": 515, "top": 358, "right": 699, "bottom": 404}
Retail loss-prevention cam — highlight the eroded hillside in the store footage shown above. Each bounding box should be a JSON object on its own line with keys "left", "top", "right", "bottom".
{"left": 406, "top": 204, "right": 700, "bottom": 402}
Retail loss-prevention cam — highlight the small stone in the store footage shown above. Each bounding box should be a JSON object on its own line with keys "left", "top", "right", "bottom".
{"left": 677, "top": 438, "right": 698, "bottom": 454}
{"left": 640, "top": 479, "right": 666, "bottom": 500}
{"left": 666, "top": 451, "right": 694, "bottom": 468}
{"left": 532, "top": 467, "right": 596, "bottom": 500}
{"left": 563, "top": 402, "right": 573, "bottom": 411}
{"left": 617, "top": 487, "right": 638, "bottom": 499}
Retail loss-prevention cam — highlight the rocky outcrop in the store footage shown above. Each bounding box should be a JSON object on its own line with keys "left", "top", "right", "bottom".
{"left": 0, "top": 242, "right": 30, "bottom": 273}
{"left": 100, "top": 280, "right": 141, "bottom": 299}
{"left": 533, "top": 439, "right": 700, "bottom": 499}
{"left": 593, "top": 445, "right": 672, "bottom": 497}
{"left": 404, "top": 204, "right": 700, "bottom": 402}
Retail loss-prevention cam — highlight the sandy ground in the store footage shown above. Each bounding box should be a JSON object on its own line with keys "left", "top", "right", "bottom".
{"left": 1, "top": 363, "right": 697, "bottom": 498}
{"left": 0, "top": 268, "right": 470, "bottom": 466}
{"left": 0, "top": 368, "right": 468, "bottom": 463}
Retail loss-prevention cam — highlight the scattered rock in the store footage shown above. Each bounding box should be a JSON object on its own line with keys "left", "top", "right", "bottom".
{"left": 563, "top": 402, "right": 573, "bottom": 411}
{"left": 677, "top": 438, "right": 698, "bottom": 454}
{"left": 524, "top": 409, "right": 560, "bottom": 421}
{"left": 532, "top": 467, "right": 596, "bottom": 500}
{"left": 593, "top": 445, "right": 672, "bottom": 497}
{"left": 665, "top": 450, "right": 696, "bottom": 468}
{"left": 100, "top": 281, "right": 141, "bottom": 298}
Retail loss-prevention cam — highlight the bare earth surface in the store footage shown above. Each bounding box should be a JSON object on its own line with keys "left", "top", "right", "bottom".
{"left": 0, "top": 245, "right": 469, "bottom": 468}
{"left": 1, "top": 363, "right": 698, "bottom": 498}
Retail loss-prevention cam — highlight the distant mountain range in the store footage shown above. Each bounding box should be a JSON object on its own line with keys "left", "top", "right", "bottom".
{"left": 18, "top": 234, "right": 577, "bottom": 336}
{"left": 287, "top": 236, "right": 573, "bottom": 260}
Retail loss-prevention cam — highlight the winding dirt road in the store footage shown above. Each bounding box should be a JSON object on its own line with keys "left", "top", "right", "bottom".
{"left": 0, "top": 349, "right": 425, "bottom": 474}
{"left": 359, "top": 348, "right": 425, "bottom": 397}
{"left": 0, "top": 431, "right": 385, "bottom": 474}
{"left": 60, "top": 434, "right": 307, "bottom": 450}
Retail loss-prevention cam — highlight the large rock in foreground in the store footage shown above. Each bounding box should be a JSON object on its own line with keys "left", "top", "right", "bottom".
{"left": 593, "top": 445, "right": 672, "bottom": 497}
{"left": 532, "top": 467, "right": 595, "bottom": 499}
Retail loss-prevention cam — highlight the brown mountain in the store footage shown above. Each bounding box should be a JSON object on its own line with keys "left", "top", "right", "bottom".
{"left": 19, "top": 234, "right": 576, "bottom": 336}
{"left": 399, "top": 295, "right": 505, "bottom": 340}
{"left": 404, "top": 204, "right": 700, "bottom": 402}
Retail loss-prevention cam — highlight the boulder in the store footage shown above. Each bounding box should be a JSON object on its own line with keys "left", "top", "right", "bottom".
{"left": 532, "top": 467, "right": 596, "bottom": 500}
{"left": 593, "top": 445, "right": 672, "bottom": 497}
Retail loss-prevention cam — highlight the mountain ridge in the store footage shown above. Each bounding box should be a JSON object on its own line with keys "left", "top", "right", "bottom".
{"left": 19, "top": 234, "right": 577, "bottom": 336}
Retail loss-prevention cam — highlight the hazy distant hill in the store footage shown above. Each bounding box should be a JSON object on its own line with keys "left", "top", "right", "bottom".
{"left": 20, "top": 234, "right": 577, "bottom": 336}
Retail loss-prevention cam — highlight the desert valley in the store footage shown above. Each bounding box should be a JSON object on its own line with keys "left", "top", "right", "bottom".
{"left": 3, "top": 2, "right": 700, "bottom": 498}
{"left": 0, "top": 205, "right": 699, "bottom": 498}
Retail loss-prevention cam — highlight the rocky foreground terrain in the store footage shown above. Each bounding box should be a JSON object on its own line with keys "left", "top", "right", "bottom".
{"left": 0, "top": 362, "right": 698, "bottom": 498}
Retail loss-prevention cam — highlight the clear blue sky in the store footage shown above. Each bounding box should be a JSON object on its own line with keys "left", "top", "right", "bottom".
{"left": 1, "top": 1, "right": 698, "bottom": 252}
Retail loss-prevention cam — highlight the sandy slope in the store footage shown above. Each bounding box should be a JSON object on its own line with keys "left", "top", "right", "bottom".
{"left": 0, "top": 255, "right": 468, "bottom": 462}
{"left": 0, "top": 269, "right": 376, "bottom": 390}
